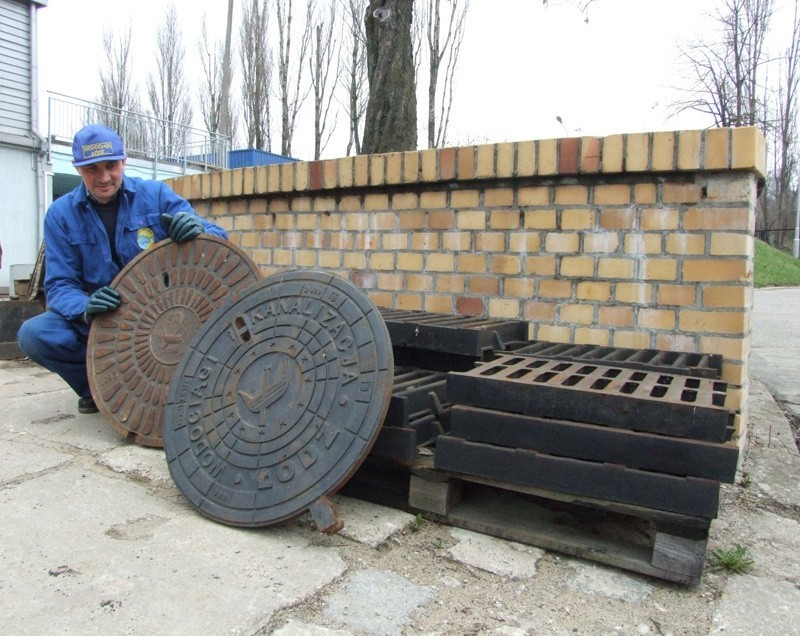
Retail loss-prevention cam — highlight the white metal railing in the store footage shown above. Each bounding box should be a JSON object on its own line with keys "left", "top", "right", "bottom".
{"left": 46, "top": 92, "right": 229, "bottom": 172}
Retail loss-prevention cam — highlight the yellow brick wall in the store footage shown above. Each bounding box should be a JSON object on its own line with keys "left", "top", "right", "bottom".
{"left": 168, "top": 127, "right": 766, "bottom": 442}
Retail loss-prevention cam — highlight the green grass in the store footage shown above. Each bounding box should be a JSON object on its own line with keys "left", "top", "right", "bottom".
{"left": 709, "top": 544, "right": 755, "bottom": 574}
{"left": 755, "top": 239, "right": 800, "bottom": 287}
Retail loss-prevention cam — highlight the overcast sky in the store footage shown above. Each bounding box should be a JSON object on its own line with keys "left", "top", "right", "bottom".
{"left": 35, "top": 0, "right": 791, "bottom": 160}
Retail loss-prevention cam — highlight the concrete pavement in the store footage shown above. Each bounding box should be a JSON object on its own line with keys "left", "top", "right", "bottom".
{"left": 0, "top": 288, "right": 799, "bottom": 635}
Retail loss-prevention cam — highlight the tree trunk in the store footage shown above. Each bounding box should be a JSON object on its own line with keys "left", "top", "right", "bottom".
{"left": 361, "top": 0, "right": 417, "bottom": 154}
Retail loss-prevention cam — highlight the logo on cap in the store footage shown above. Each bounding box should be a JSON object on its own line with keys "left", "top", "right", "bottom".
{"left": 82, "top": 141, "right": 114, "bottom": 160}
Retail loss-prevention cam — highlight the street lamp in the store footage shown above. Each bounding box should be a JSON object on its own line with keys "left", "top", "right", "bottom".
{"left": 556, "top": 115, "right": 569, "bottom": 137}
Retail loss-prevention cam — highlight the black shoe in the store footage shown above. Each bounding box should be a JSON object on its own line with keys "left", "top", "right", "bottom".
{"left": 78, "top": 397, "right": 98, "bottom": 414}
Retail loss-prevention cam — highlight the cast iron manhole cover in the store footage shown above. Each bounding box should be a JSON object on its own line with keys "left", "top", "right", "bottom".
{"left": 87, "top": 236, "right": 262, "bottom": 447}
{"left": 162, "top": 270, "right": 394, "bottom": 531}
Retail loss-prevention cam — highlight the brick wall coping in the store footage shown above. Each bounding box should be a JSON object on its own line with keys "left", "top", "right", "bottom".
{"left": 168, "top": 127, "right": 766, "bottom": 201}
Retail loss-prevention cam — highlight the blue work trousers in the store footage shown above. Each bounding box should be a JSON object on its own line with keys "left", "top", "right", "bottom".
{"left": 17, "top": 311, "right": 91, "bottom": 399}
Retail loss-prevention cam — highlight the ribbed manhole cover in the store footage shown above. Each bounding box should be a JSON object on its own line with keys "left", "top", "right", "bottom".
{"left": 87, "top": 237, "right": 262, "bottom": 447}
{"left": 162, "top": 270, "right": 394, "bottom": 531}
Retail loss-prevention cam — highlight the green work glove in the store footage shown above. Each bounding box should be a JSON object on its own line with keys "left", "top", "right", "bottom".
{"left": 161, "top": 212, "right": 204, "bottom": 243}
{"left": 84, "top": 286, "right": 121, "bottom": 324}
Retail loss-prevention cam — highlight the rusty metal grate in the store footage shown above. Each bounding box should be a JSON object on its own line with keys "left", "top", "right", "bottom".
{"left": 446, "top": 354, "right": 733, "bottom": 442}
{"left": 379, "top": 309, "right": 529, "bottom": 356}
{"left": 501, "top": 341, "right": 722, "bottom": 379}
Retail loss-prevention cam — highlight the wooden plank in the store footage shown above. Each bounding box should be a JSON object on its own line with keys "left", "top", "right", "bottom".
{"left": 450, "top": 405, "right": 739, "bottom": 482}
{"left": 434, "top": 436, "right": 721, "bottom": 518}
{"left": 651, "top": 532, "right": 708, "bottom": 578}
{"left": 408, "top": 475, "right": 462, "bottom": 515}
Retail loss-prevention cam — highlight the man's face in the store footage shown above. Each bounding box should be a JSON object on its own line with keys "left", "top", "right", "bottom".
{"left": 76, "top": 159, "right": 126, "bottom": 204}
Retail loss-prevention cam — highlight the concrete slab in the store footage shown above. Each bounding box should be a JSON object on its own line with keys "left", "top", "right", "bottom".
{"left": 322, "top": 568, "right": 434, "bottom": 636}
{"left": 0, "top": 436, "right": 73, "bottom": 482}
{"left": 448, "top": 528, "right": 545, "bottom": 578}
{"left": 563, "top": 561, "right": 654, "bottom": 603}
{"left": 0, "top": 360, "right": 66, "bottom": 399}
{"left": 272, "top": 619, "right": 353, "bottom": 635}
{"left": 332, "top": 495, "right": 416, "bottom": 548}
{"left": 0, "top": 467, "right": 346, "bottom": 636}
{"left": 711, "top": 576, "right": 800, "bottom": 635}
{"left": 97, "top": 445, "right": 174, "bottom": 489}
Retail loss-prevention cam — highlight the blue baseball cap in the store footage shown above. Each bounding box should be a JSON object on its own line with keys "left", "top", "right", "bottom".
{"left": 72, "top": 124, "right": 127, "bottom": 166}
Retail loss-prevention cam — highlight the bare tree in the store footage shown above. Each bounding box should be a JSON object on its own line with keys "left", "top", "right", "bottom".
{"left": 338, "top": 0, "right": 368, "bottom": 155}
{"left": 199, "top": 15, "right": 237, "bottom": 144}
{"left": 240, "top": 0, "right": 272, "bottom": 150}
{"left": 98, "top": 26, "right": 143, "bottom": 143}
{"left": 421, "top": 0, "right": 469, "bottom": 148}
{"left": 146, "top": 3, "right": 194, "bottom": 154}
{"left": 362, "top": 0, "right": 417, "bottom": 154}
{"left": 308, "top": 3, "right": 340, "bottom": 159}
{"left": 275, "top": 0, "right": 314, "bottom": 157}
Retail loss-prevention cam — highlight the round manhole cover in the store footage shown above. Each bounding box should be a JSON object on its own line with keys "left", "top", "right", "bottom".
{"left": 162, "top": 269, "right": 394, "bottom": 529}
{"left": 87, "top": 236, "right": 262, "bottom": 447}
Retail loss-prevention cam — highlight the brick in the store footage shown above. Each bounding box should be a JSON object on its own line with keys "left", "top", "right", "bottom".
{"left": 364, "top": 193, "right": 389, "bottom": 211}
{"left": 641, "top": 208, "right": 679, "bottom": 230}
{"left": 292, "top": 197, "right": 312, "bottom": 212}
{"left": 323, "top": 160, "right": 337, "bottom": 189}
{"left": 613, "top": 330, "right": 652, "bottom": 349}
{"left": 539, "top": 324, "right": 571, "bottom": 342}
{"left": 440, "top": 148, "right": 457, "bottom": 180}
{"left": 615, "top": 282, "right": 652, "bottom": 304}
{"left": 554, "top": 185, "right": 588, "bottom": 205}
{"left": 457, "top": 254, "right": 487, "bottom": 273}
{"left": 273, "top": 248, "right": 293, "bottom": 265}
{"left": 456, "top": 210, "right": 486, "bottom": 230}
{"left": 397, "top": 252, "right": 423, "bottom": 270}
{"left": 283, "top": 230, "right": 303, "bottom": 248}
{"left": 295, "top": 163, "right": 309, "bottom": 191}
{"left": 539, "top": 138, "right": 558, "bottom": 175}
{"left": 652, "top": 131, "right": 676, "bottom": 171}
{"left": 489, "top": 298, "right": 520, "bottom": 319}
{"left": 355, "top": 233, "right": 379, "bottom": 250}
{"left": 704, "top": 128, "right": 730, "bottom": 170}
{"left": 274, "top": 213, "right": 294, "bottom": 230}
{"left": 397, "top": 294, "right": 423, "bottom": 310}
{"left": 242, "top": 168, "right": 255, "bottom": 195}
{"left": 710, "top": 233, "right": 753, "bottom": 256}
{"left": 576, "top": 281, "right": 611, "bottom": 301}
{"left": 435, "top": 274, "right": 466, "bottom": 293}
{"left": 470, "top": 276, "right": 499, "bottom": 294}
{"left": 354, "top": 155, "right": 369, "bottom": 186}
{"left": 456, "top": 296, "right": 484, "bottom": 315}
{"left": 626, "top": 133, "right": 649, "bottom": 171}
{"left": 658, "top": 284, "right": 697, "bottom": 306}
{"left": 444, "top": 232, "right": 472, "bottom": 252}
{"left": 476, "top": 232, "right": 505, "bottom": 252}
{"left": 732, "top": 126, "right": 766, "bottom": 176}
{"left": 328, "top": 233, "right": 353, "bottom": 249}
{"left": 517, "top": 141, "right": 536, "bottom": 176}
{"left": 319, "top": 251, "right": 342, "bottom": 268}
{"left": 539, "top": 279, "right": 572, "bottom": 298}
{"left": 640, "top": 258, "right": 677, "bottom": 281}
{"left": 425, "top": 295, "right": 453, "bottom": 314}
{"left": 666, "top": 233, "right": 705, "bottom": 255}
{"left": 230, "top": 199, "right": 249, "bottom": 216}
{"left": 678, "top": 130, "right": 702, "bottom": 170}
{"left": 683, "top": 259, "right": 749, "bottom": 282}
{"left": 638, "top": 308, "right": 676, "bottom": 330}
{"left": 421, "top": 149, "right": 437, "bottom": 181}
{"left": 679, "top": 309, "right": 746, "bottom": 334}
{"left": 352, "top": 271, "right": 377, "bottom": 289}
{"left": 457, "top": 146, "right": 476, "bottom": 180}
{"left": 560, "top": 256, "right": 595, "bottom": 277}
{"left": 430, "top": 210, "right": 456, "bottom": 229}
{"left": 524, "top": 300, "right": 555, "bottom": 321}
{"left": 398, "top": 210, "right": 425, "bottom": 229}
{"left": 600, "top": 208, "right": 636, "bottom": 230}
{"left": 403, "top": 150, "right": 420, "bottom": 182}
{"left": 509, "top": 232, "right": 541, "bottom": 252}
{"left": 490, "top": 209, "right": 521, "bottom": 230}
{"left": 561, "top": 209, "right": 595, "bottom": 230}
{"left": 369, "top": 253, "right": 396, "bottom": 270}
{"left": 705, "top": 174, "right": 755, "bottom": 203}
{"left": 545, "top": 233, "right": 579, "bottom": 253}
{"left": 597, "top": 258, "right": 634, "bottom": 279}
{"left": 560, "top": 303, "right": 594, "bottom": 324}
{"left": 574, "top": 327, "right": 610, "bottom": 346}
{"left": 602, "top": 134, "right": 624, "bottom": 173}
{"left": 344, "top": 252, "right": 367, "bottom": 270}
{"left": 378, "top": 272, "right": 405, "bottom": 290}
{"left": 407, "top": 274, "right": 433, "bottom": 292}
{"left": 497, "top": 142, "right": 515, "bottom": 177}
{"left": 518, "top": 186, "right": 550, "bottom": 206}
{"left": 524, "top": 210, "right": 557, "bottom": 229}
{"left": 484, "top": 188, "right": 514, "bottom": 207}
{"left": 451, "top": 189, "right": 480, "bottom": 208}
{"left": 345, "top": 212, "right": 369, "bottom": 231}
{"left": 417, "top": 232, "right": 443, "bottom": 250}
{"left": 421, "top": 191, "right": 448, "bottom": 209}
{"left": 339, "top": 157, "right": 354, "bottom": 188}
{"left": 703, "top": 285, "right": 749, "bottom": 308}
{"left": 586, "top": 232, "right": 620, "bottom": 253}
{"left": 339, "top": 194, "right": 362, "bottom": 212}
{"left": 393, "top": 192, "right": 419, "bottom": 210}
{"left": 594, "top": 184, "right": 631, "bottom": 205}
{"left": 234, "top": 215, "right": 255, "bottom": 231}
{"left": 504, "top": 278, "right": 535, "bottom": 297}
{"left": 427, "top": 253, "right": 455, "bottom": 272}
{"left": 476, "top": 143, "right": 499, "bottom": 178}
{"left": 386, "top": 152, "right": 403, "bottom": 184}
{"left": 627, "top": 234, "right": 664, "bottom": 258}
{"left": 700, "top": 334, "right": 750, "bottom": 361}
{"left": 662, "top": 183, "right": 703, "bottom": 204}
{"left": 599, "top": 305, "right": 633, "bottom": 327}
{"left": 315, "top": 196, "right": 336, "bottom": 212}
{"left": 367, "top": 291, "right": 393, "bottom": 308}
{"left": 525, "top": 256, "right": 557, "bottom": 276}
{"left": 580, "top": 137, "right": 601, "bottom": 173}
{"left": 634, "top": 183, "right": 657, "bottom": 204}
{"left": 382, "top": 233, "right": 408, "bottom": 250}
{"left": 559, "top": 137, "right": 580, "bottom": 174}
{"left": 268, "top": 198, "right": 290, "bottom": 213}
{"left": 369, "top": 155, "right": 385, "bottom": 185}
{"left": 491, "top": 254, "right": 521, "bottom": 275}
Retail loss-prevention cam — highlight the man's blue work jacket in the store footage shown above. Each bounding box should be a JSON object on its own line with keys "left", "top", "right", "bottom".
{"left": 44, "top": 175, "right": 229, "bottom": 321}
